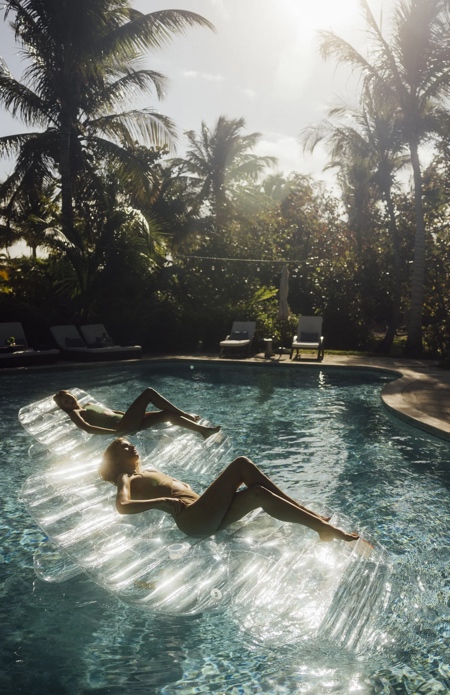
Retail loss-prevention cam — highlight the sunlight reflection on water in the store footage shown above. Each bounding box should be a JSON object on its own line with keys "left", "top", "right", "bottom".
{"left": 2, "top": 362, "right": 450, "bottom": 694}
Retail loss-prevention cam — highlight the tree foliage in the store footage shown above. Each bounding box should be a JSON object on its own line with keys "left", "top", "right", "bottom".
{"left": 319, "top": 0, "right": 450, "bottom": 356}
{"left": 3, "top": 0, "right": 450, "bottom": 359}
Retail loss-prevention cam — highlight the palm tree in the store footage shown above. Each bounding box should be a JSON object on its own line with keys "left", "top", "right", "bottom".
{"left": 44, "top": 161, "right": 171, "bottom": 318}
{"left": 143, "top": 158, "right": 203, "bottom": 249}
{"left": 0, "top": 0, "right": 213, "bottom": 256}
{"left": 182, "top": 116, "right": 276, "bottom": 227}
{"left": 319, "top": 0, "right": 450, "bottom": 355}
{"left": 262, "top": 172, "right": 293, "bottom": 203}
{"left": 0, "top": 179, "right": 57, "bottom": 257}
{"left": 303, "top": 90, "right": 408, "bottom": 352}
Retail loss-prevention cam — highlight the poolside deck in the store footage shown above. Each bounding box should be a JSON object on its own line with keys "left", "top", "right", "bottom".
{"left": 2, "top": 350, "right": 450, "bottom": 442}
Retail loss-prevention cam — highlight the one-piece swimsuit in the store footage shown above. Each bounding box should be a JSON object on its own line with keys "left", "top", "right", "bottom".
{"left": 83, "top": 403, "right": 123, "bottom": 429}
{"left": 148, "top": 470, "right": 199, "bottom": 514}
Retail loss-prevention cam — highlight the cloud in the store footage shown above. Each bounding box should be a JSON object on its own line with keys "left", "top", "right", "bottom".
{"left": 182, "top": 70, "right": 224, "bottom": 82}
{"left": 253, "top": 132, "right": 336, "bottom": 188}
{"left": 237, "top": 87, "right": 256, "bottom": 100}
{"left": 209, "top": 0, "right": 229, "bottom": 16}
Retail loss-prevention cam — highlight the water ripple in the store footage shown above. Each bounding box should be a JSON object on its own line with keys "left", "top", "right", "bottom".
{"left": 3, "top": 364, "right": 450, "bottom": 693}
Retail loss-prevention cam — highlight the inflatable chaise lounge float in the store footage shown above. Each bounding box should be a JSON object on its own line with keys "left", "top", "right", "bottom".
{"left": 19, "top": 390, "right": 392, "bottom": 649}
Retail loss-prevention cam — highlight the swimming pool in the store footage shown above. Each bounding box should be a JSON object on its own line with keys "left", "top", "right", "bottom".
{"left": 2, "top": 361, "right": 450, "bottom": 694}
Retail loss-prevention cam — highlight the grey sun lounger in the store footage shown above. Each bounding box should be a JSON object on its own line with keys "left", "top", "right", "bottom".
{"left": 0, "top": 322, "right": 59, "bottom": 368}
{"left": 50, "top": 324, "right": 142, "bottom": 361}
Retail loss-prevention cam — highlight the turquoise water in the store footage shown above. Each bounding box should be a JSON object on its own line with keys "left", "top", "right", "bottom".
{"left": 2, "top": 361, "right": 450, "bottom": 694}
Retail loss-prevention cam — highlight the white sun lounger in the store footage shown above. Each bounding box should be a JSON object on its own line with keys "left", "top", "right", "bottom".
{"left": 290, "top": 316, "right": 324, "bottom": 361}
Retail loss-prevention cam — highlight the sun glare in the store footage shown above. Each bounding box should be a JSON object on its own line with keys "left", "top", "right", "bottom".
{"left": 289, "top": 0, "right": 360, "bottom": 36}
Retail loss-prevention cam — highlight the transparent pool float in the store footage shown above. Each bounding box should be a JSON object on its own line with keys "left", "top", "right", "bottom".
{"left": 19, "top": 391, "right": 392, "bottom": 649}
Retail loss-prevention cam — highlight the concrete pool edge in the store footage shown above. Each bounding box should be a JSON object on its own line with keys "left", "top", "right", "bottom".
{"left": 2, "top": 351, "right": 449, "bottom": 441}
{"left": 380, "top": 369, "right": 450, "bottom": 441}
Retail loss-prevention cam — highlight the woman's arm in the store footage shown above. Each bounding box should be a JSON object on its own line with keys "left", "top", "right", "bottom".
{"left": 115, "top": 474, "right": 182, "bottom": 515}
{"left": 66, "top": 409, "right": 117, "bottom": 435}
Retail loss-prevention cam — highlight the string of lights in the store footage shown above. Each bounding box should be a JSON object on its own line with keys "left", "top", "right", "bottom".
{"left": 172, "top": 254, "right": 315, "bottom": 264}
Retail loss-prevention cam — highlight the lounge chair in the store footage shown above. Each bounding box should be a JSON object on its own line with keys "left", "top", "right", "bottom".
{"left": 290, "top": 316, "right": 324, "bottom": 361}
{"left": 219, "top": 321, "right": 256, "bottom": 358}
{"left": 50, "top": 324, "right": 142, "bottom": 361}
{"left": 80, "top": 324, "right": 142, "bottom": 359}
{"left": 0, "top": 322, "right": 59, "bottom": 368}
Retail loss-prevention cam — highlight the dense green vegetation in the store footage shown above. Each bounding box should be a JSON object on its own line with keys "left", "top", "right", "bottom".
{"left": 1, "top": 0, "right": 450, "bottom": 359}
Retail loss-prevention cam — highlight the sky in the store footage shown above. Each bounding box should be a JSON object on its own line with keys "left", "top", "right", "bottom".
{"left": 0, "top": 0, "right": 397, "bottom": 186}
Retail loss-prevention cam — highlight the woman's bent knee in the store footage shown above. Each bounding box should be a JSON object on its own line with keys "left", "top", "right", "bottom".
{"left": 248, "top": 484, "right": 267, "bottom": 498}
{"left": 231, "top": 455, "right": 253, "bottom": 468}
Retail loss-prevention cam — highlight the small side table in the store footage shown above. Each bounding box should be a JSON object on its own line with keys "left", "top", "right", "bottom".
{"left": 263, "top": 338, "right": 273, "bottom": 359}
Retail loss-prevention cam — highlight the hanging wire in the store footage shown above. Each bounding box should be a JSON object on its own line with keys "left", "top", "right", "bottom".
{"left": 172, "top": 254, "right": 316, "bottom": 264}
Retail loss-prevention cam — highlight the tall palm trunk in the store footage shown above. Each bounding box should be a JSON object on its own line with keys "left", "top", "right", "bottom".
{"left": 59, "top": 106, "right": 75, "bottom": 247}
{"left": 377, "top": 186, "right": 402, "bottom": 353}
{"left": 405, "top": 139, "right": 426, "bottom": 356}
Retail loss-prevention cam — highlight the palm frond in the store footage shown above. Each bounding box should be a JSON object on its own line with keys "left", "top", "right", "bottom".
{"left": 86, "top": 109, "right": 177, "bottom": 149}
{"left": 84, "top": 134, "right": 155, "bottom": 192}
{"left": 89, "top": 68, "right": 169, "bottom": 111}
{"left": 99, "top": 9, "right": 214, "bottom": 63}
{"left": 319, "top": 29, "right": 378, "bottom": 83}
{"left": 0, "top": 68, "right": 53, "bottom": 126}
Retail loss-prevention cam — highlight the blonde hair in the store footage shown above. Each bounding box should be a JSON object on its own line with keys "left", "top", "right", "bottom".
{"left": 53, "top": 390, "right": 76, "bottom": 411}
{"left": 98, "top": 438, "right": 127, "bottom": 483}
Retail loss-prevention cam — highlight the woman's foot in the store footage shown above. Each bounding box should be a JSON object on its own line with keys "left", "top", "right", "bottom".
{"left": 318, "top": 525, "right": 359, "bottom": 543}
{"left": 202, "top": 425, "right": 221, "bottom": 439}
{"left": 182, "top": 412, "right": 201, "bottom": 423}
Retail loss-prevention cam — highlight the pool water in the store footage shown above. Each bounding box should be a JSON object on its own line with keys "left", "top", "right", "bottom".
{"left": 2, "top": 361, "right": 450, "bottom": 694}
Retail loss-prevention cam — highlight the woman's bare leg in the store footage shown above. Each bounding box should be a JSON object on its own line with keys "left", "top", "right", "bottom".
{"left": 115, "top": 388, "right": 202, "bottom": 433}
{"left": 139, "top": 388, "right": 200, "bottom": 421}
{"left": 199, "top": 456, "right": 330, "bottom": 521}
{"left": 217, "top": 487, "right": 358, "bottom": 542}
{"left": 118, "top": 408, "right": 220, "bottom": 439}
{"left": 176, "top": 456, "right": 357, "bottom": 539}
{"left": 164, "top": 413, "right": 221, "bottom": 439}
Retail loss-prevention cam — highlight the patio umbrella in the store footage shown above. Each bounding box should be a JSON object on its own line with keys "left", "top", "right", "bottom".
{"left": 278, "top": 265, "right": 290, "bottom": 319}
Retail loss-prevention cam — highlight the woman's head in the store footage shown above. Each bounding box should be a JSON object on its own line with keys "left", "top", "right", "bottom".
{"left": 54, "top": 390, "right": 79, "bottom": 412}
{"left": 99, "top": 438, "right": 140, "bottom": 483}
